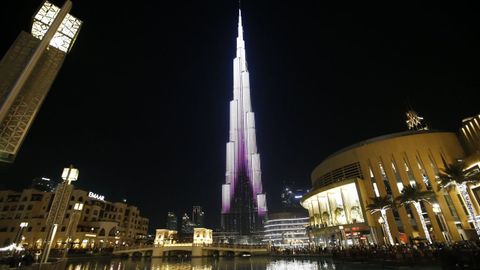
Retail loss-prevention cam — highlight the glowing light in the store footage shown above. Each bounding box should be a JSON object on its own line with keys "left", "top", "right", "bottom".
{"left": 0, "top": 243, "right": 24, "bottom": 252}
{"left": 62, "top": 167, "right": 79, "bottom": 181}
{"left": 31, "top": 1, "right": 82, "bottom": 53}
{"left": 88, "top": 192, "right": 105, "bottom": 201}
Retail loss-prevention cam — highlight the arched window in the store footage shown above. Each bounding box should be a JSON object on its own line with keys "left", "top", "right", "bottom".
{"left": 98, "top": 228, "right": 105, "bottom": 236}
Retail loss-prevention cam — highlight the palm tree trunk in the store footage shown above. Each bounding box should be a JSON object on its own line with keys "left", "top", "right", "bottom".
{"left": 458, "top": 184, "right": 480, "bottom": 237}
{"left": 412, "top": 202, "right": 432, "bottom": 244}
{"left": 380, "top": 209, "right": 394, "bottom": 245}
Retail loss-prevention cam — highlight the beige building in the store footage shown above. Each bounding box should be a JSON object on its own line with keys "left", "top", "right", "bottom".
{"left": 302, "top": 129, "right": 480, "bottom": 246}
{"left": 0, "top": 187, "right": 149, "bottom": 250}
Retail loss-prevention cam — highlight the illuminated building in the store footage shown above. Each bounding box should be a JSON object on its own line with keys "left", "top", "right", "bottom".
{"left": 221, "top": 10, "right": 267, "bottom": 238}
{"left": 166, "top": 212, "right": 178, "bottom": 231}
{"left": 302, "top": 130, "right": 480, "bottom": 246}
{"left": 154, "top": 229, "right": 177, "bottom": 246}
{"left": 263, "top": 211, "right": 309, "bottom": 248}
{"left": 0, "top": 187, "right": 148, "bottom": 249}
{"left": 0, "top": 1, "right": 82, "bottom": 163}
{"left": 193, "top": 228, "right": 213, "bottom": 246}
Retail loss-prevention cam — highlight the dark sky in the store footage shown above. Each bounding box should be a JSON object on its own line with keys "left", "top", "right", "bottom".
{"left": 1, "top": 1, "right": 480, "bottom": 232}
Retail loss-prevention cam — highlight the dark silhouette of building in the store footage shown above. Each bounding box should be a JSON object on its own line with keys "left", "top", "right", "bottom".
{"left": 192, "top": 206, "right": 205, "bottom": 228}
{"left": 166, "top": 212, "right": 177, "bottom": 231}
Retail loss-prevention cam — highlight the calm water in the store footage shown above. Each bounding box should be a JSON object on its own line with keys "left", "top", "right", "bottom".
{"left": 65, "top": 257, "right": 443, "bottom": 270}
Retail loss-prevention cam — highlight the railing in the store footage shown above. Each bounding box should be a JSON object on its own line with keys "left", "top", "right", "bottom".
{"left": 208, "top": 244, "right": 268, "bottom": 250}
{"left": 163, "top": 243, "right": 193, "bottom": 247}
{"left": 113, "top": 244, "right": 154, "bottom": 251}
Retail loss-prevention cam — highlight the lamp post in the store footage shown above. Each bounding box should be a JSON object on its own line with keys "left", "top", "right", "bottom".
{"left": 63, "top": 202, "right": 83, "bottom": 258}
{"left": 41, "top": 165, "right": 79, "bottom": 264}
{"left": 432, "top": 203, "right": 451, "bottom": 243}
{"left": 15, "top": 222, "right": 29, "bottom": 247}
{"left": 338, "top": 225, "right": 344, "bottom": 249}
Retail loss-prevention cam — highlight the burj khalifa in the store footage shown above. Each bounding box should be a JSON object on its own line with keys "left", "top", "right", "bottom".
{"left": 221, "top": 10, "right": 267, "bottom": 237}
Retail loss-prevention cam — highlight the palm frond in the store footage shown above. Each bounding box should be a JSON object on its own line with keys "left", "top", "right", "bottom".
{"left": 366, "top": 196, "right": 393, "bottom": 213}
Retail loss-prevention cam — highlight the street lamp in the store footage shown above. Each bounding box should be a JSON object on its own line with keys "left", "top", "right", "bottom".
{"left": 63, "top": 202, "right": 84, "bottom": 258}
{"left": 62, "top": 166, "right": 79, "bottom": 184}
{"left": 42, "top": 165, "right": 79, "bottom": 263}
{"left": 15, "top": 222, "right": 29, "bottom": 247}
{"left": 338, "top": 225, "right": 344, "bottom": 248}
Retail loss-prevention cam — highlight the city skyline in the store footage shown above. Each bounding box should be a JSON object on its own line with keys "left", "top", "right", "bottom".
{"left": 1, "top": 1, "right": 480, "bottom": 231}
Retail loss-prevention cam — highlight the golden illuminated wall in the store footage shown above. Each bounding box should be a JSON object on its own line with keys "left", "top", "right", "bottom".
{"left": 459, "top": 115, "right": 480, "bottom": 156}
{"left": 302, "top": 181, "right": 365, "bottom": 228}
{"left": 304, "top": 131, "right": 469, "bottom": 243}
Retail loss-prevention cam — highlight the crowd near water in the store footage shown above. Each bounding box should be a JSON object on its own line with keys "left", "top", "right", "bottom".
{"left": 1, "top": 241, "right": 480, "bottom": 269}
{"left": 271, "top": 241, "right": 480, "bottom": 268}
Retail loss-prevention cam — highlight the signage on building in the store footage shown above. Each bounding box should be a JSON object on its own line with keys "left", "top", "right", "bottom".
{"left": 88, "top": 192, "right": 105, "bottom": 201}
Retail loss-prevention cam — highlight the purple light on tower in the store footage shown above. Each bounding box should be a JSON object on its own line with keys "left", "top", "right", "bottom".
{"left": 221, "top": 10, "right": 267, "bottom": 235}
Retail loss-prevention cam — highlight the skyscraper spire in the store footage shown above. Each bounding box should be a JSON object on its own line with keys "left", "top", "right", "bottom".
{"left": 221, "top": 10, "right": 267, "bottom": 238}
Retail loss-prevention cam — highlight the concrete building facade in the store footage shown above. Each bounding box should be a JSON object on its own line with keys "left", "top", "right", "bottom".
{"left": 302, "top": 130, "right": 479, "bottom": 246}
{"left": 0, "top": 187, "right": 148, "bottom": 250}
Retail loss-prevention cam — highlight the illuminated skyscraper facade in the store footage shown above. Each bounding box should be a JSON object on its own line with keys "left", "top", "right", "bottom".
{"left": 221, "top": 10, "right": 267, "bottom": 236}
{"left": 0, "top": 1, "right": 82, "bottom": 163}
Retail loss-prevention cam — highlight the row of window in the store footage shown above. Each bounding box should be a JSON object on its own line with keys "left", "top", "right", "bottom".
{"left": 0, "top": 194, "right": 45, "bottom": 203}
{"left": 1, "top": 204, "right": 35, "bottom": 212}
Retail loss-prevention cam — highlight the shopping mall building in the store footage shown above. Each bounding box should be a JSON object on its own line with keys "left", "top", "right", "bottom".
{"left": 301, "top": 115, "right": 480, "bottom": 246}
{"left": 0, "top": 187, "right": 149, "bottom": 250}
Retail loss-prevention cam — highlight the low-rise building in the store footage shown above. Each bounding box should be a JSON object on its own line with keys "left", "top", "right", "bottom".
{"left": 0, "top": 187, "right": 149, "bottom": 250}
{"left": 302, "top": 129, "right": 478, "bottom": 246}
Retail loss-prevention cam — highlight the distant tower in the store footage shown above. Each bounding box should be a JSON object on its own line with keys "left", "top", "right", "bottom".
{"left": 281, "top": 182, "right": 308, "bottom": 209}
{"left": 181, "top": 213, "right": 193, "bottom": 234}
{"left": 166, "top": 212, "right": 177, "bottom": 231}
{"left": 192, "top": 206, "right": 205, "bottom": 227}
{"left": 406, "top": 110, "right": 428, "bottom": 131}
{"left": 31, "top": 177, "right": 59, "bottom": 192}
{"left": 221, "top": 10, "right": 268, "bottom": 237}
{"left": 0, "top": 1, "right": 82, "bottom": 163}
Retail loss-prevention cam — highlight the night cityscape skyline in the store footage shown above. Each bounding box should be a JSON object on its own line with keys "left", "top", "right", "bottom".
{"left": 1, "top": 1, "right": 480, "bottom": 234}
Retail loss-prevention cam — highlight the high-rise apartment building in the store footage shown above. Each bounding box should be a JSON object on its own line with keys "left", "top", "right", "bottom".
{"left": 166, "top": 212, "right": 177, "bottom": 231}
{"left": 192, "top": 206, "right": 205, "bottom": 228}
{"left": 181, "top": 213, "right": 194, "bottom": 234}
{"left": 30, "top": 177, "right": 59, "bottom": 192}
{"left": 220, "top": 10, "right": 267, "bottom": 238}
{"left": 0, "top": 1, "right": 82, "bottom": 163}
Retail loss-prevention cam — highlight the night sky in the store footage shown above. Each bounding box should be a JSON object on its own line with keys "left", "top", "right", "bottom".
{"left": 1, "top": 1, "right": 480, "bottom": 232}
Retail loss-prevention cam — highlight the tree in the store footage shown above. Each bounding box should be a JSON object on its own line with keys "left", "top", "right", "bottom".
{"left": 395, "top": 184, "right": 435, "bottom": 244}
{"left": 367, "top": 196, "right": 395, "bottom": 245}
{"left": 438, "top": 160, "right": 480, "bottom": 237}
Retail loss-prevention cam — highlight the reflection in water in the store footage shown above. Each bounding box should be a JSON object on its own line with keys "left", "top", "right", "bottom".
{"left": 66, "top": 257, "right": 441, "bottom": 270}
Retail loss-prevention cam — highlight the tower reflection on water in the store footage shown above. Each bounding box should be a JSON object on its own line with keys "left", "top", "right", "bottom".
{"left": 65, "top": 258, "right": 338, "bottom": 270}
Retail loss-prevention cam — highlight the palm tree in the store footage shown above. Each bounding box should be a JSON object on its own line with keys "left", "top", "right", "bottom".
{"left": 438, "top": 160, "right": 480, "bottom": 236}
{"left": 367, "top": 196, "right": 395, "bottom": 245}
{"left": 395, "top": 184, "right": 434, "bottom": 244}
